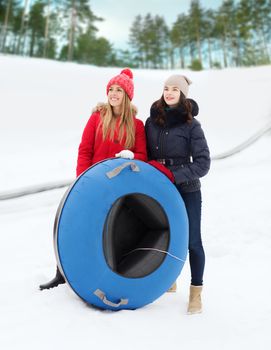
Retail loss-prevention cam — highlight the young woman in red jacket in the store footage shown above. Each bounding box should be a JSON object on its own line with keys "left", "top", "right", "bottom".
{"left": 39, "top": 69, "right": 147, "bottom": 290}
{"left": 76, "top": 68, "right": 147, "bottom": 176}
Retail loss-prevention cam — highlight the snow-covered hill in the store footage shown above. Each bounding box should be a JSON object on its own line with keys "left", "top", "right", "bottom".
{"left": 0, "top": 55, "right": 271, "bottom": 350}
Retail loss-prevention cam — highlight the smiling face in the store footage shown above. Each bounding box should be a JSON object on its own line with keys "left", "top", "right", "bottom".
{"left": 163, "top": 85, "right": 181, "bottom": 107}
{"left": 107, "top": 84, "right": 124, "bottom": 110}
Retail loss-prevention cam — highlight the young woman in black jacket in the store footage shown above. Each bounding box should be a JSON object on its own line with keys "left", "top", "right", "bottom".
{"left": 145, "top": 74, "right": 210, "bottom": 314}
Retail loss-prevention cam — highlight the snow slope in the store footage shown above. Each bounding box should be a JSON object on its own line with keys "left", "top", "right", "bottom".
{"left": 0, "top": 55, "right": 271, "bottom": 349}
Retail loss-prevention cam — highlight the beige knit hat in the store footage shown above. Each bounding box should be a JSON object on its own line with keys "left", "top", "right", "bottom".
{"left": 164, "top": 75, "right": 192, "bottom": 97}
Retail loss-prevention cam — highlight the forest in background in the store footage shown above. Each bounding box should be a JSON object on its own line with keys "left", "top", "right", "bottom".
{"left": 0, "top": 0, "right": 270, "bottom": 69}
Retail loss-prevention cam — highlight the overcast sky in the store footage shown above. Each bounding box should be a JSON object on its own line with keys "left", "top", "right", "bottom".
{"left": 91, "top": 0, "right": 225, "bottom": 50}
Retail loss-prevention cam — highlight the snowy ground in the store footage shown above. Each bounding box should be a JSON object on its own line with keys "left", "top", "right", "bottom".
{"left": 1, "top": 55, "right": 271, "bottom": 349}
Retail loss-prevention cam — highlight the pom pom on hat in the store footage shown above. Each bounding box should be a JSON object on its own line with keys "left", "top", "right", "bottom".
{"left": 164, "top": 74, "right": 192, "bottom": 97}
{"left": 121, "top": 68, "right": 133, "bottom": 79}
{"left": 106, "top": 68, "right": 134, "bottom": 100}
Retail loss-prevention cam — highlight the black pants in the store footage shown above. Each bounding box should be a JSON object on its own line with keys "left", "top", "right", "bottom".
{"left": 176, "top": 188, "right": 205, "bottom": 286}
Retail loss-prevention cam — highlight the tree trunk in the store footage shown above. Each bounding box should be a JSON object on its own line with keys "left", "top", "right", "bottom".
{"left": 207, "top": 37, "right": 213, "bottom": 68}
{"left": 221, "top": 37, "right": 227, "bottom": 68}
{"left": 21, "top": 23, "right": 29, "bottom": 55}
{"left": 169, "top": 47, "right": 174, "bottom": 69}
{"left": 16, "top": 0, "right": 29, "bottom": 55}
{"left": 1, "top": 0, "right": 12, "bottom": 51}
{"left": 179, "top": 47, "right": 184, "bottom": 69}
{"left": 30, "top": 30, "right": 36, "bottom": 57}
{"left": 43, "top": 0, "right": 51, "bottom": 57}
{"left": 196, "top": 29, "right": 202, "bottom": 64}
{"left": 234, "top": 37, "right": 241, "bottom": 66}
{"left": 189, "top": 44, "right": 193, "bottom": 64}
{"left": 260, "top": 26, "right": 270, "bottom": 61}
{"left": 68, "top": 0, "right": 76, "bottom": 61}
{"left": 12, "top": 34, "right": 17, "bottom": 53}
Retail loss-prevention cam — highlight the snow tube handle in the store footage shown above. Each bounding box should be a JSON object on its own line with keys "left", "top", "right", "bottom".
{"left": 94, "top": 289, "right": 129, "bottom": 308}
{"left": 106, "top": 161, "right": 140, "bottom": 179}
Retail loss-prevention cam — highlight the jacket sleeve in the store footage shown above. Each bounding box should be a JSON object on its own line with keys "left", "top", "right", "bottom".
{"left": 133, "top": 119, "right": 147, "bottom": 161}
{"left": 76, "top": 113, "right": 98, "bottom": 177}
{"left": 172, "top": 120, "right": 211, "bottom": 184}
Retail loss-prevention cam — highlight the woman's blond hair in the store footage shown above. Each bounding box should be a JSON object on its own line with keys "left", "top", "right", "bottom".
{"left": 99, "top": 93, "right": 137, "bottom": 149}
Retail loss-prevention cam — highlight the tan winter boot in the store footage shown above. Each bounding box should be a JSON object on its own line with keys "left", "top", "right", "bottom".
{"left": 167, "top": 281, "right": 177, "bottom": 293}
{"left": 187, "top": 285, "right": 202, "bottom": 314}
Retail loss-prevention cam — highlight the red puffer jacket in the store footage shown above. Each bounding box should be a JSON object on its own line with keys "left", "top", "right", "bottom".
{"left": 76, "top": 112, "right": 147, "bottom": 176}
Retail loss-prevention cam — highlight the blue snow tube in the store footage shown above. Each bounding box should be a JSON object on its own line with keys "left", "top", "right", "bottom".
{"left": 54, "top": 158, "right": 188, "bottom": 310}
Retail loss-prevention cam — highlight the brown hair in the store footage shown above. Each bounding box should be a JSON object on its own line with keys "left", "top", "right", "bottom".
{"left": 153, "top": 92, "right": 193, "bottom": 127}
{"left": 99, "top": 93, "right": 136, "bottom": 148}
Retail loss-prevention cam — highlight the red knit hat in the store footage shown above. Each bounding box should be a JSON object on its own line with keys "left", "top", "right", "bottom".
{"left": 106, "top": 68, "right": 134, "bottom": 100}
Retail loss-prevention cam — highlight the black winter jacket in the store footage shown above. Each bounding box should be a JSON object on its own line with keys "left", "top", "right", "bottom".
{"left": 145, "top": 100, "right": 210, "bottom": 193}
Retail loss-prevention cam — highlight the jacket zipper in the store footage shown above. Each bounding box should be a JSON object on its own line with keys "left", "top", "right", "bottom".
{"left": 159, "top": 129, "right": 166, "bottom": 159}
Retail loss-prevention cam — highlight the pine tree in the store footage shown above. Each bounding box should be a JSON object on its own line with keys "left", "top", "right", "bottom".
{"left": 15, "top": 0, "right": 29, "bottom": 54}
{"left": 251, "top": 0, "right": 271, "bottom": 64}
{"left": 170, "top": 14, "right": 189, "bottom": 68}
{"left": 148, "top": 15, "right": 169, "bottom": 69}
{"left": 0, "top": 0, "right": 7, "bottom": 24}
{"left": 61, "top": 0, "right": 102, "bottom": 61}
{"left": 0, "top": 0, "right": 12, "bottom": 51}
{"left": 189, "top": 0, "right": 205, "bottom": 66}
{"left": 215, "top": 0, "right": 238, "bottom": 67}
{"left": 9, "top": 2, "right": 22, "bottom": 53}
{"left": 129, "top": 15, "right": 144, "bottom": 68}
{"left": 142, "top": 13, "right": 153, "bottom": 68}
{"left": 129, "top": 14, "right": 169, "bottom": 69}
{"left": 28, "top": 0, "right": 46, "bottom": 57}
{"left": 213, "top": 10, "right": 226, "bottom": 68}
{"left": 202, "top": 9, "right": 216, "bottom": 68}
{"left": 43, "top": 0, "right": 51, "bottom": 57}
{"left": 0, "top": 0, "right": 22, "bottom": 53}
{"left": 236, "top": 0, "right": 255, "bottom": 65}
